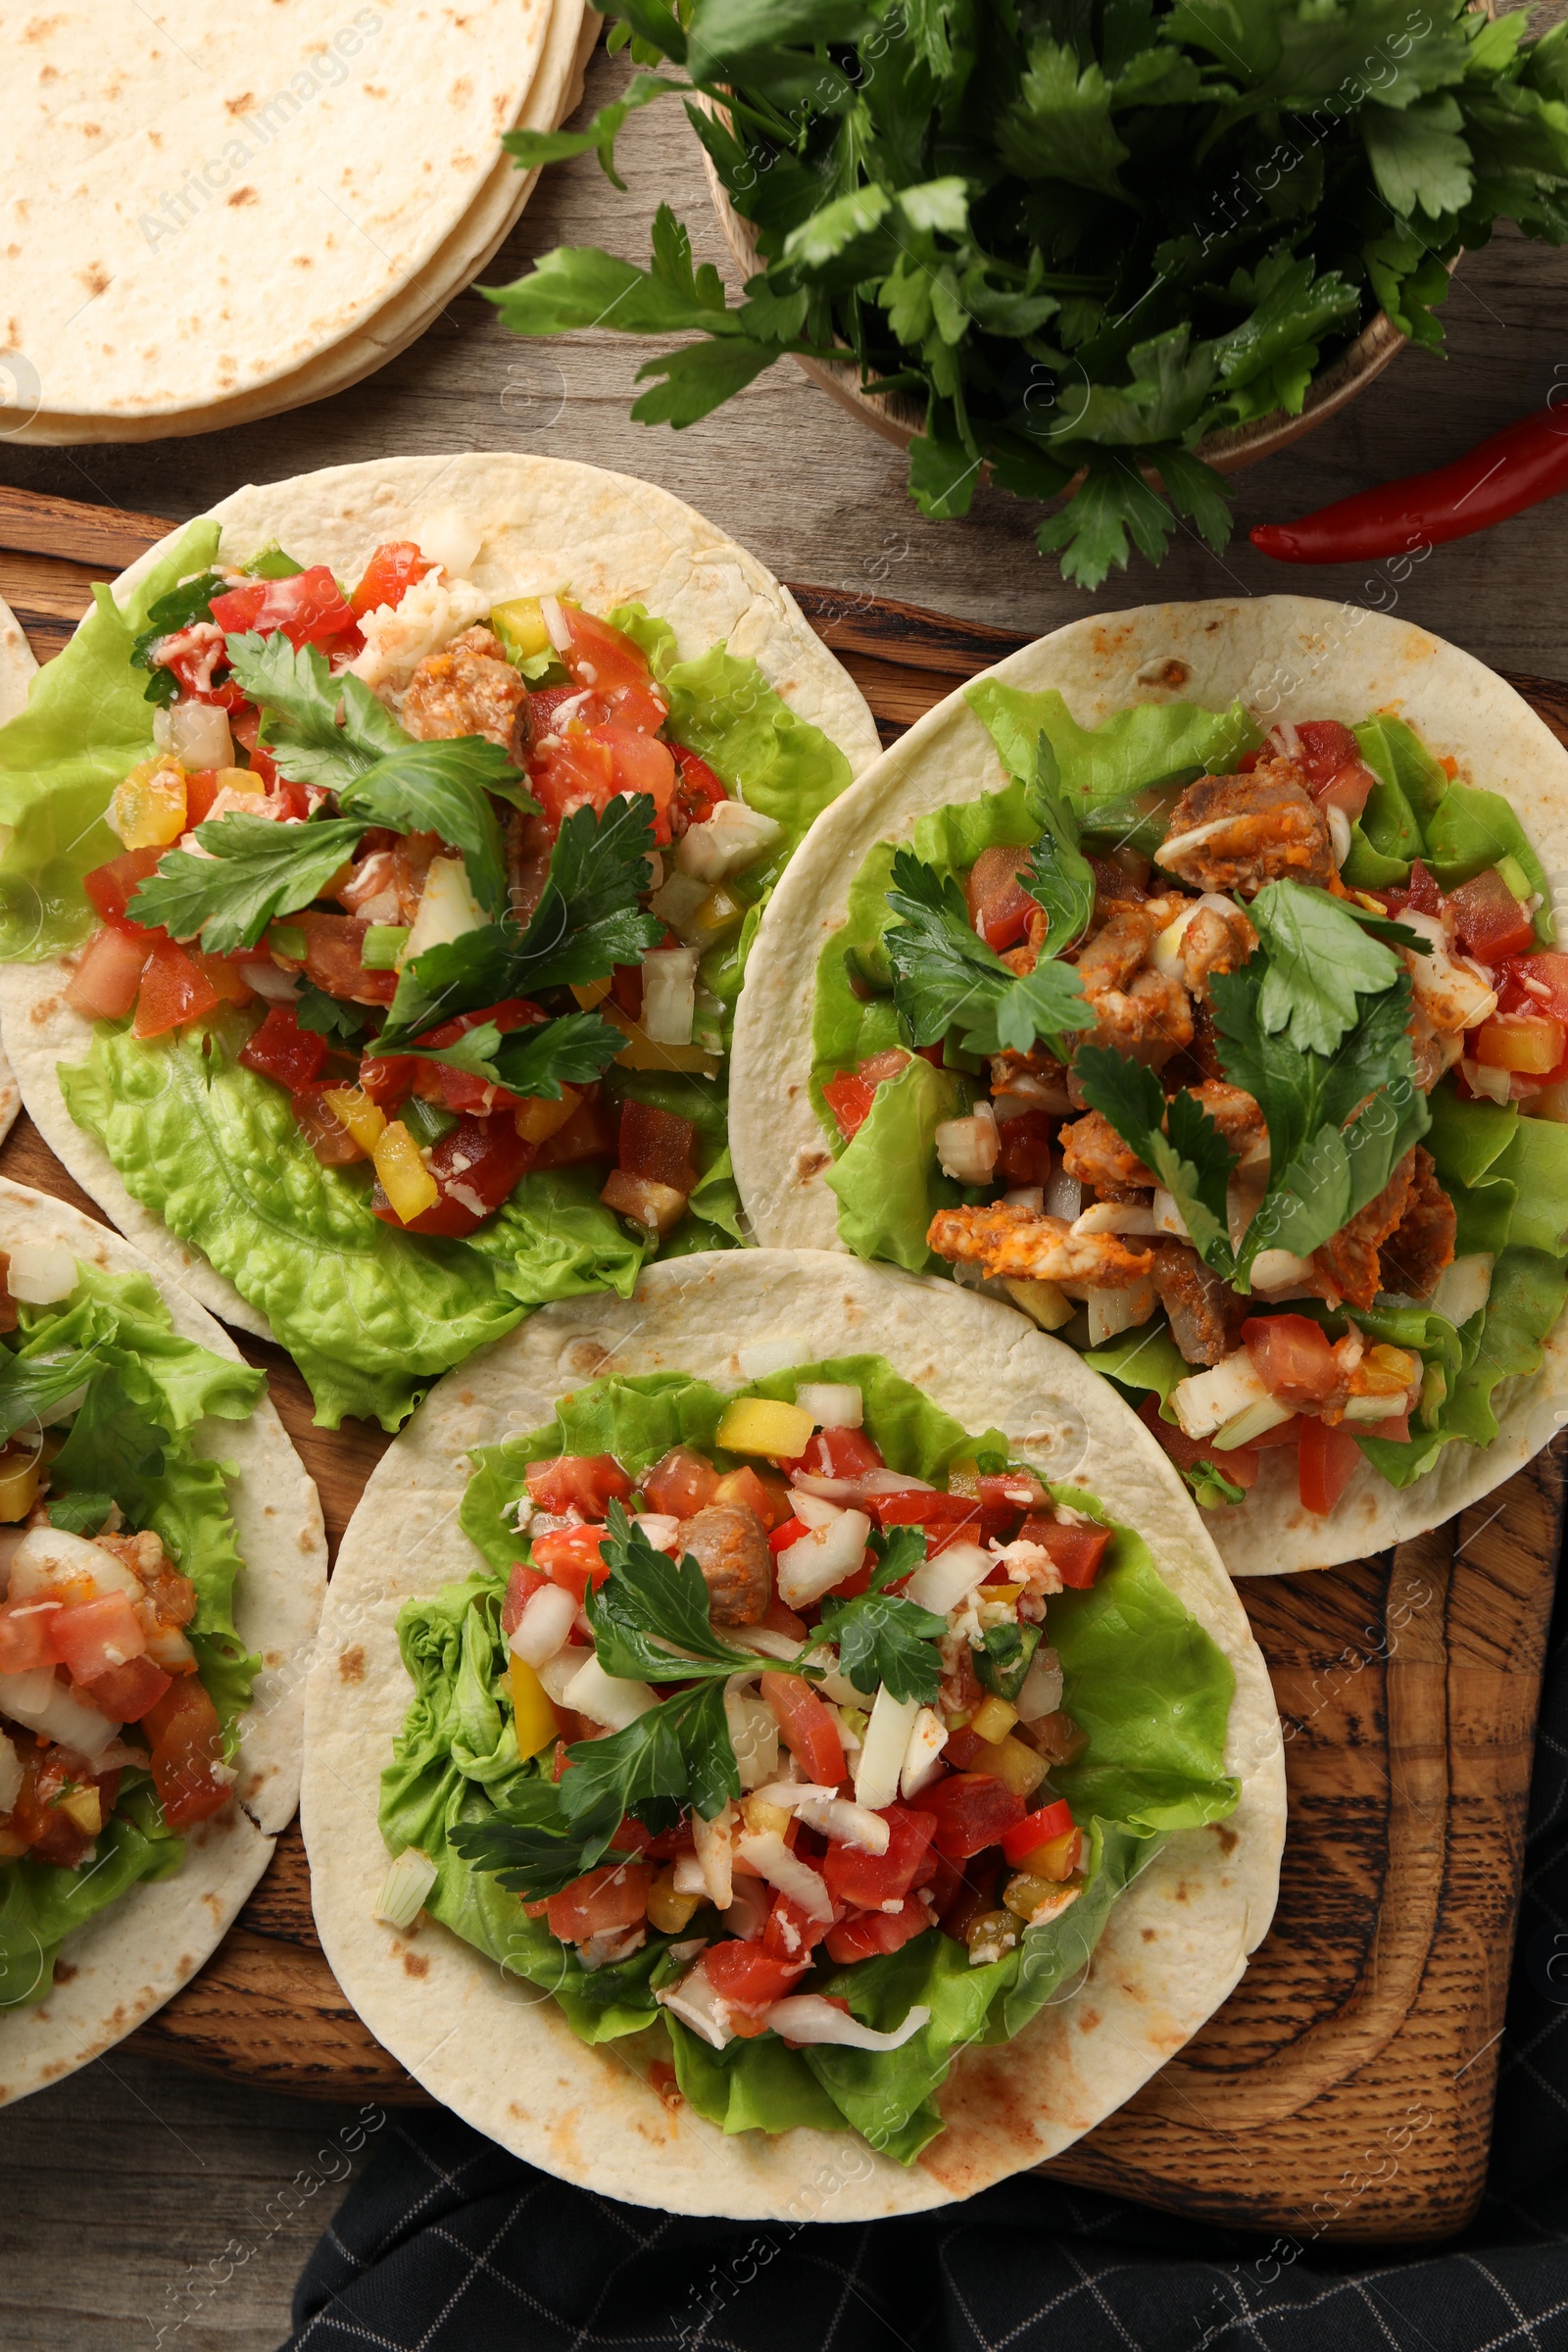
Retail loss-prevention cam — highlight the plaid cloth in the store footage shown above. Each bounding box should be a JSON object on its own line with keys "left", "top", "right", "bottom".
{"left": 283, "top": 1553, "right": 1568, "bottom": 2352}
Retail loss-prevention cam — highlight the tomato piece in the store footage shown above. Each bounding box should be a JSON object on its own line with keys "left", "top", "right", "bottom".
{"left": 132, "top": 938, "right": 220, "bottom": 1039}
{"left": 704, "top": 1940, "right": 808, "bottom": 2011}
{"left": 143, "top": 1677, "right": 231, "bottom": 1829}
{"left": 531, "top": 1524, "right": 612, "bottom": 1599}
{"left": 9, "top": 1743, "right": 122, "bottom": 1867}
{"left": 82, "top": 1654, "right": 173, "bottom": 1722}
{"left": 618, "top": 1100, "right": 697, "bottom": 1193}
{"left": 821, "top": 1806, "right": 937, "bottom": 1909}
{"left": 50, "top": 1592, "right": 147, "bottom": 1685}
{"left": 86, "top": 845, "right": 167, "bottom": 931}
{"left": 823, "top": 1898, "right": 931, "bottom": 1966}
{"left": 371, "top": 1113, "right": 533, "bottom": 1238}
{"left": 966, "top": 847, "right": 1038, "bottom": 951}
{"left": 239, "top": 1004, "right": 328, "bottom": 1093}
{"left": 1015, "top": 1514, "right": 1110, "bottom": 1590}
{"left": 1002, "top": 1798, "right": 1074, "bottom": 1865}
{"left": 760, "top": 1672, "right": 847, "bottom": 1786}
{"left": 350, "top": 541, "right": 435, "bottom": 618}
{"left": 560, "top": 606, "right": 658, "bottom": 700}
{"left": 783, "top": 1426, "right": 884, "bottom": 1483}
{"left": 760, "top": 1594, "right": 808, "bottom": 1642}
{"left": 1448, "top": 868, "right": 1535, "bottom": 963}
{"left": 525, "top": 1455, "right": 634, "bottom": 1519}
{"left": 642, "top": 1447, "right": 721, "bottom": 1519}
{"left": 210, "top": 565, "right": 361, "bottom": 655}
{"left": 669, "top": 746, "right": 728, "bottom": 836}
{"left": 1498, "top": 951, "right": 1568, "bottom": 1024}
{"left": 286, "top": 911, "right": 399, "bottom": 1006}
{"left": 1475, "top": 1013, "right": 1565, "bottom": 1074}
{"left": 0, "top": 1600, "right": 59, "bottom": 1673}
{"left": 996, "top": 1108, "right": 1054, "bottom": 1186}
{"left": 528, "top": 727, "right": 619, "bottom": 829}
{"left": 767, "top": 1516, "right": 807, "bottom": 1556}
{"left": 922, "top": 1772, "right": 1025, "bottom": 1860}
{"left": 1298, "top": 1417, "right": 1362, "bottom": 1516}
{"left": 869, "top": 1490, "right": 982, "bottom": 1560}
{"left": 532, "top": 1087, "right": 618, "bottom": 1171}
{"left": 1243, "top": 1314, "right": 1340, "bottom": 1406}
{"left": 291, "top": 1084, "right": 368, "bottom": 1167}
{"left": 586, "top": 724, "right": 675, "bottom": 820}
{"left": 67, "top": 924, "right": 149, "bottom": 1021}
{"left": 762, "top": 1890, "right": 833, "bottom": 1962}
{"left": 822, "top": 1070, "right": 877, "bottom": 1142}
{"left": 545, "top": 1859, "right": 653, "bottom": 1942}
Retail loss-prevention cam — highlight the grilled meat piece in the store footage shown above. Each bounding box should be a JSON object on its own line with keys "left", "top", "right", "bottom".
{"left": 680, "top": 1504, "right": 772, "bottom": 1628}
{"left": 1313, "top": 1151, "right": 1418, "bottom": 1310}
{"left": 401, "top": 625, "right": 530, "bottom": 760}
{"left": 1377, "top": 1146, "right": 1456, "bottom": 1301}
{"left": 1075, "top": 905, "right": 1194, "bottom": 1069}
{"left": 1150, "top": 1240, "right": 1248, "bottom": 1366}
{"left": 1155, "top": 761, "right": 1334, "bottom": 898}
{"left": 927, "top": 1203, "right": 1155, "bottom": 1293}
{"left": 1059, "top": 1109, "right": 1155, "bottom": 1195}
{"left": 1178, "top": 901, "right": 1258, "bottom": 999}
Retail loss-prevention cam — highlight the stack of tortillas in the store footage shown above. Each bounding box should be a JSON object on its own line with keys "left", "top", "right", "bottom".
{"left": 3, "top": 0, "right": 598, "bottom": 443}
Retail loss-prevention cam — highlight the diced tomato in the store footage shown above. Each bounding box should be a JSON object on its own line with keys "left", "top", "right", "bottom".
{"left": 81, "top": 1654, "right": 172, "bottom": 1722}
{"left": 784, "top": 1426, "right": 885, "bottom": 1482}
{"left": 1298, "top": 1417, "right": 1362, "bottom": 1516}
{"left": 50, "top": 1592, "right": 147, "bottom": 1685}
{"left": 525, "top": 1455, "right": 633, "bottom": 1519}
{"left": 1448, "top": 867, "right": 1535, "bottom": 964}
{"left": 291, "top": 1084, "right": 368, "bottom": 1167}
{"left": 559, "top": 606, "right": 659, "bottom": 702}
{"left": 1136, "top": 1394, "right": 1250, "bottom": 1486}
{"left": 225, "top": 714, "right": 277, "bottom": 795}
{"left": 1002, "top": 1798, "right": 1074, "bottom": 1866}
{"left": 1282, "top": 721, "right": 1377, "bottom": 817}
{"left": 8, "top": 1743, "right": 122, "bottom": 1868}
{"left": 711, "top": 1463, "right": 787, "bottom": 1531}
{"left": 821, "top": 1806, "right": 937, "bottom": 1909}
{"left": 86, "top": 845, "right": 167, "bottom": 932}
{"left": 996, "top": 1108, "right": 1054, "bottom": 1186}
{"left": 528, "top": 727, "right": 619, "bottom": 829}
{"left": 822, "top": 1070, "right": 877, "bottom": 1142}
{"left": 762, "top": 1890, "right": 833, "bottom": 1962}
{"left": 239, "top": 1004, "right": 328, "bottom": 1093}
{"left": 966, "top": 846, "right": 1038, "bottom": 952}
{"left": 350, "top": 541, "right": 435, "bottom": 618}
{"left": 870, "top": 1489, "right": 982, "bottom": 1559}
{"left": 923, "top": 1772, "right": 1025, "bottom": 1860}
{"left": 1498, "top": 952, "right": 1568, "bottom": 1025}
{"left": 1015, "top": 1514, "right": 1110, "bottom": 1590}
{"left": 143, "top": 1677, "right": 231, "bottom": 1830}
{"left": 501, "top": 1562, "right": 548, "bottom": 1637}
{"left": 67, "top": 924, "right": 149, "bottom": 1021}
{"left": 610, "top": 962, "right": 643, "bottom": 1021}
{"left": 286, "top": 911, "right": 399, "bottom": 1006}
{"left": 132, "top": 938, "right": 221, "bottom": 1039}
{"left": 531, "top": 1524, "right": 612, "bottom": 1599}
{"left": 545, "top": 1859, "right": 653, "bottom": 1942}
{"left": 703, "top": 1939, "right": 807, "bottom": 2011}
{"left": 1405, "top": 858, "right": 1444, "bottom": 917}
{"left": 210, "top": 565, "right": 361, "bottom": 656}
{"left": 760, "top": 1673, "right": 847, "bottom": 1786}
{"left": 618, "top": 1100, "right": 697, "bottom": 1193}
{"left": 669, "top": 745, "right": 728, "bottom": 836}
{"left": 372, "top": 1112, "right": 533, "bottom": 1237}
{"left": 410, "top": 1000, "right": 544, "bottom": 1116}
{"left": 1243, "top": 1314, "right": 1340, "bottom": 1406}
{"left": 767, "top": 1515, "right": 807, "bottom": 1556}
{"left": 823, "top": 1897, "right": 931, "bottom": 1966}
{"left": 586, "top": 724, "right": 675, "bottom": 824}
{"left": 760, "top": 1594, "right": 808, "bottom": 1642}
{"left": 642, "top": 1447, "right": 721, "bottom": 1520}
{"left": 159, "top": 644, "right": 249, "bottom": 710}
{"left": 0, "top": 1600, "right": 59, "bottom": 1674}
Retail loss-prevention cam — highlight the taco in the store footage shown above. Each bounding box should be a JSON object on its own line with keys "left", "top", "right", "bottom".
{"left": 0, "top": 1176, "right": 324, "bottom": 2103}
{"left": 303, "top": 1250, "right": 1283, "bottom": 2217}
{"left": 731, "top": 597, "right": 1568, "bottom": 1576}
{"left": 0, "top": 455, "right": 879, "bottom": 1430}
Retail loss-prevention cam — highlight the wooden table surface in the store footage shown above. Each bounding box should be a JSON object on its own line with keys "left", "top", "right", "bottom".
{"left": 4, "top": 25, "right": 1568, "bottom": 2350}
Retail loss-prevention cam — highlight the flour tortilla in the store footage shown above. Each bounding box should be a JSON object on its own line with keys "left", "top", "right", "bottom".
{"left": 0, "top": 599, "right": 35, "bottom": 1149}
{"left": 0, "top": 1176, "right": 325, "bottom": 2106}
{"left": 10, "top": 1, "right": 600, "bottom": 445}
{"left": 0, "top": 452, "right": 881, "bottom": 1339}
{"left": 4, "top": 0, "right": 561, "bottom": 427}
{"left": 731, "top": 596, "right": 1568, "bottom": 1578}
{"left": 303, "top": 1248, "right": 1284, "bottom": 2220}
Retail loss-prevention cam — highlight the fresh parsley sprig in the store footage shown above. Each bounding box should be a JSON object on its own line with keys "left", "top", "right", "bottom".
{"left": 817, "top": 1526, "right": 945, "bottom": 1704}
{"left": 222, "top": 632, "right": 409, "bottom": 789}
{"left": 395, "top": 1009, "right": 626, "bottom": 1100}
{"left": 1073, "top": 1049, "right": 1238, "bottom": 1276}
{"left": 125, "top": 814, "right": 368, "bottom": 955}
{"left": 883, "top": 847, "right": 1091, "bottom": 1057}
{"left": 585, "top": 1501, "right": 820, "bottom": 1687}
{"left": 1247, "top": 880, "right": 1416, "bottom": 1054}
{"left": 1020, "top": 736, "right": 1096, "bottom": 958}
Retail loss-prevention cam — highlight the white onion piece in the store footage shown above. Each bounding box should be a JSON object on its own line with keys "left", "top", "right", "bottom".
{"left": 6, "top": 1242, "right": 78, "bottom": 1305}
{"left": 762, "top": 1995, "right": 931, "bottom": 2051}
{"left": 641, "top": 946, "right": 699, "bottom": 1046}
{"left": 1072, "top": 1200, "right": 1157, "bottom": 1237}
{"left": 934, "top": 1105, "right": 999, "bottom": 1185}
{"left": 724, "top": 1686, "right": 781, "bottom": 1788}
{"left": 674, "top": 799, "right": 784, "bottom": 882}
{"left": 632, "top": 1513, "right": 681, "bottom": 1554}
{"left": 693, "top": 1803, "right": 736, "bottom": 1909}
{"left": 792, "top": 1795, "right": 891, "bottom": 1852}
{"left": 904, "top": 1541, "right": 993, "bottom": 1617}
{"left": 776, "top": 1509, "right": 870, "bottom": 1609}
{"left": 416, "top": 512, "right": 484, "bottom": 578}
{"left": 1429, "top": 1252, "right": 1494, "bottom": 1326}
{"left": 718, "top": 1875, "right": 771, "bottom": 1941}
{"left": 789, "top": 1469, "right": 933, "bottom": 1504}
{"left": 742, "top": 1625, "right": 808, "bottom": 1663}
{"left": 854, "top": 1685, "right": 920, "bottom": 1812}
{"left": 791, "top": 1491, "right": 846, "bottom": 1533}
{"left": 657, "top": 1960, "right": 734, "bottom": 2050}
{"left": 156, "top": 699, "right": 233, "bottom": 770}
{"left": 0, "top": 1728, "right": 22, "bottom": 1814}
{"left": 1326, "top": 805, "right": 1352, "bottom": 867}
{"left": 1151, "top": 1187, "right": 1190, "bottom": 1238}
{"left": 1015, "top": 1649, "right": 1064, "bottom": 1723}
{"left": 237, "top": 959, "right": 300, "bottom": 1002}
{"left": 9, "top": 1526, "right": 138, "bottom": 1604}
{"left": 733, "top": 1829, "right": 834, "bottom": 1921}
{"left": 795, "top": 1383, "right": 862, "bottom": 1429}
{"left": 535, "top": 1645, "right": 592, "bottom": 1703}
{"left": 0, "top": 1669, "right": 119, "bottom": 1755}
{"left": 1086, "top": 1277, "right": 1157, "bottom": 1347}
{"left": 900, "top": 1706, "right": 948, "bottom": 1798}
{"left": 1042, "top": 1161, "right": 1084, "bottom": 1222}
{"left": 509, "top": 1583, "right": 578, "bottom": 1669}
{"left": 561, "top": 1654, "right": 659, "bottom": 1731}
{"left": 672, "top": 1853, "right": 708, "bottom": 1896}
{"left": 374, "top": 1846, "right": 437, "bottom": 1931}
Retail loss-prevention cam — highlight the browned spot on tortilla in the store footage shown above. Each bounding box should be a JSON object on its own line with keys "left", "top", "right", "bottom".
{"left": 80, "top": 122, "right": 102, "bottom": 138}
{"left": 52, "top": 1961, "right": 77, "bottom": 1984}
{"left": 1141, "top": 659, "right": 1190, "bottom": 690}
{"left": 39, "top": 62, "right": 57, "bottom": 79}
{"left": 24, "top": 16, "right": 66, "bottom": 36}
{"left": 797, "top": 1150, "right": 830, "bottom": 1180}
{"left": 226, "top": 185, "right": 258, "bottom": 207}
{"left": 299, "top": 1531, "right": 316, "bottom": 1554}
{"left": 338, "top": 1645, "right": 366, "bottom": 1684}
{"left": 562, "top": 1340, "right": 610, "bottom": 1378}
{"left": 1077, "top": 2006, "right": 1102, "bottom": 2033}
{"left": 449, "top": 75, "right": 474, "bottom": 104}
{"left": 1141, "top": 1926, "right": 1157, "bottom": 1943}
{"left": 1174, "top": 1883, "right": 1190, "bottom": 1901}
{"left": 29, "top": 995, "right": 63, "bottom": 1024}
{"left": 1212, "top": 1823, "right": 1239, "bottom": 1855}
{"left": 293, "top": 255, "right": 314, "bottom": 266}
{"left": 77, "top": 265, "right": 111, "bottom": 297}
{"left": 225, "top": 92, "right": 254, "bottom": 113}
{"left": 403, "top": 1951, "right": 429, "bottom": 1979}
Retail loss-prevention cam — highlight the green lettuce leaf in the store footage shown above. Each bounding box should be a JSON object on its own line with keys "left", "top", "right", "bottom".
{"left": 823, "top": 1057, "right": 963, "bottom": 1273}
{"left": 0, "top": 1781, "right": 184, "bottom": 2010}
{"left": 964, "top": 681, "right": 1259, "bottom": 807}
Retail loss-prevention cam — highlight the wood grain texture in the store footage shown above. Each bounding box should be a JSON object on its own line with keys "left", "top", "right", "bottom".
{"left": 1, "top": 470, "right": 1563, "bottom": 2247}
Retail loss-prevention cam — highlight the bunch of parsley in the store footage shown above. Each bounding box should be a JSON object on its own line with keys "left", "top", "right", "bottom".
{"left": 494, "top": 0, "right": 1568, "bottom": 588}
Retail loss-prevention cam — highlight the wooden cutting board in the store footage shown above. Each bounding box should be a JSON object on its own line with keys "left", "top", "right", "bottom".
{"left": 0, "top": 481, "right": 1562, "bottom": 2244}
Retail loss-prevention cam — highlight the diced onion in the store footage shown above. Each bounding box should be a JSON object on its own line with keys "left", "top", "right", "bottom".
{"left": 536, "top": 1645, "right": 592, "bottom": 1703}
{"left": 854, "top": 1685, "right": 921, "bottom": 1811}
{"left": 935, "top": 1105, "right": 1000, "bottom": 1185}
{"left": 1171, "top": 1349, "right": 1272, "bottom": 1441}
{"left": 238, "top": 959, "right": 299, "bottom": 1002}
{"left": 1210, "top": 1394, "right": 1296, "bottom": 1450}
{"left": 735, "top": 1337, "right": 808, "bottom": 1380}
{"left": 693, "top": 1803, "right": 736, "bottom": 1908}
{"left": 509, "top": 1583, "right": 578, "bottom": 1669}
{"left": 761, "top": 1995, "right": 931, "bottom": 2050}
{"left": 641, "top": 946, "right": 699, "bottom": 1046}
{"left": 1001, "top": 1277, "right": 1074, "bottom": 1331}
{"left": 1042, "top": 1161, "right": 1084, "bottom": 1222}
{"left": 733, "top": 1828, "right": 835, "bottom": 1920}
{"left": 723, "top": 1686, "right": 781, "bottom": 1788}
{"left": 6, "top": 1241, "right": 78, "bottom": 1306}
{"left": 1072, "top": 1200, "right": 1158, "bottom": 1236}
{"left": 1461, "top": 1056, "right": 1513, "bottom": 1105}
{"left": 1326, "top": 806, "right": 1352, "bottom": 867}
{"left": 674, "top": 800, "right": 784, "bottom": 882}
{"left": 561, "top": 1654, "right": 659, "bottom": 1731}
{"left": 657, "top": 1959, "right": 735, "bottom": 2049}
{"left": 1015, "top": 1649, "right": 1064, "bottom": 1723}
{"left": 374, "top": 1846, "right": 437, "bottom": 1931}
{"left": 1151, "top": 1188, "right": 1190, "bottom": 1239}
{"left": 1429, "top": 1252, "right": 1494, "bottom": 1326}
{"left": 904, "top": 1541, "right": 994, "bottom": 1617}
{"left": 900, "top": 1705, "right": 948, "bottom": 1798}
{"left": 790, "top": 1491, "right": 844, "bottom": 1533}
{"left": 0, "top": 1666, "right": 118, "bottom": 1755}
{"left": 790, "top": 1795, "right": 891, "bottom": 1852}
{"left": 1086, "top": 1277, "right": 1156, "bottom": 1346}
{"left": 632, "top": 1512, "right": 681, "bottom": 1554}
{"left": 0, "top": 1728, "right": 22, "bottom": 1815}
{"left": 1249, "top": 1248, "right": 1314, "bottom": 1295}
{"left": 154, "top": 699, "right": 234, "bottom": 770}
{"left": 795, "top": 1383, "right": 862, "bottom": 1429}
{"left": 776, "top": 1509, "right": 871, "bottom": 1608}
{"left": 416, "top": 511, "right": 484, "bottom": 578}
{"left": 741, "top": 1625, "right": 808, "bottom": 1662}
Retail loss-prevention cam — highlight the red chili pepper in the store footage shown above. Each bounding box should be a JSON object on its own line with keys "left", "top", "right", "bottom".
{"left": 1250, "top": 403, "right": 1568, "bottom": 564}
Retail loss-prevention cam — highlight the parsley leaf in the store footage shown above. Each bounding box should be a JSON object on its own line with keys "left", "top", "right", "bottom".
{"left": 1021, "top": 735, "right": 1095, "bottom": 957}
{"left": 130, "top": 572, "right": 226, "bottom": 677}
{"left": 337, "top": 741, "right": 522, "bottom": 918}
{"left": 398, "top": 1009, "right": 626, "bottom": 1100}
{"left": 1073, "top": 1047, "right": 1236, "bottom": 1273}
{"left": 818, "top": 1526, "right": 945, "bottom": 1703}
{"left": 222, "top": 632, "right": 407, "bottom": 790}
{"left": 1247, "top": 880, "right": 1407, "bottom": 1054}
{"left": 294, "top": 985, "right": 370, "bottom": 1043}
{"left": 125, "top": 815, "right": 368, "bottom": 956}
{"left": 585, "top": 1501, "right": 817, "bottom": 1686}
{"left": 883, "top": 848, "right": 1091, "bottom": 1057}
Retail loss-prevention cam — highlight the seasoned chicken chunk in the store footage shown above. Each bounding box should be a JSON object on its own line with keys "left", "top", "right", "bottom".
{"left": 1178, "top": 901, "right": 1257, "bottom": 998}
{"left": 1059, "top": 1109, "right": 1154, "bottom": 1195}
{"left": 1155, "top": 761, "right": 1334, "bottom": 898}
{"left": 401, "top": 625, "right": 529, "bottom": 760}
{"left": 1075, "top": 906, "right": 1194, "bottom": 1069}
{"left": 680, "top": 1503, "right": 772, "bottom": 1628}
{"left": 1313, "top": 1151, "right": 1418, "bottom": 1310}
{"left": 1377, "top": 1146, "right": 1456, "bottom": 1301}
{"left": 1149, "top": 1239, "right": 1247, "bottom": 1366}
{"left": 927, "top": 1203, "right": 1154, "bottom": 1292}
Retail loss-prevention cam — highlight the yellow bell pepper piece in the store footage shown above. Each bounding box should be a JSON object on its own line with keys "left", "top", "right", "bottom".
{"left": 970, "top": 1732, "right": 1050, "bottom": 1801}
{"left": 603, "top": 1003, "right": 720, "bottom": 1075}
{"left": 112, "top": 757, "right": 187, "bottom": 849}
{"left": 570, "top": 976, "right": 612, "bottom": 1010}
{"left": 715, "top": 1397, "right": 814, "bottom": 1461}
{"left": 690, "top": 886, "right": 744, "bottom": 941}
{"left": 322, "top": 1086, "right": 388, "bottom": 1155}
{"left": 514, "top": 1086, "right": 579, "bottom": 1145}
{"left": 372, "top": 1120, "right": 439, "bottom": 1223}
{"left": 491, "top": 596, "right": 554, "bottom": 664}
{"left": 646, "top": 1867, "right": 701, "bottom": 1936}
{"left": 969, "top": 1693, "right": 1018, "bottom": 1745}
{"left": 0, "top": 1442, "right": 42, "bottom": 1523}
{"left": 213, "top": 764, "right": 266, "bottom": 797}
{"left": 57, "top": 1785, "right": 104, "bottom": 1836}
{"left": 509, "top": 1655, "right": 560, "bottom": 1760}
